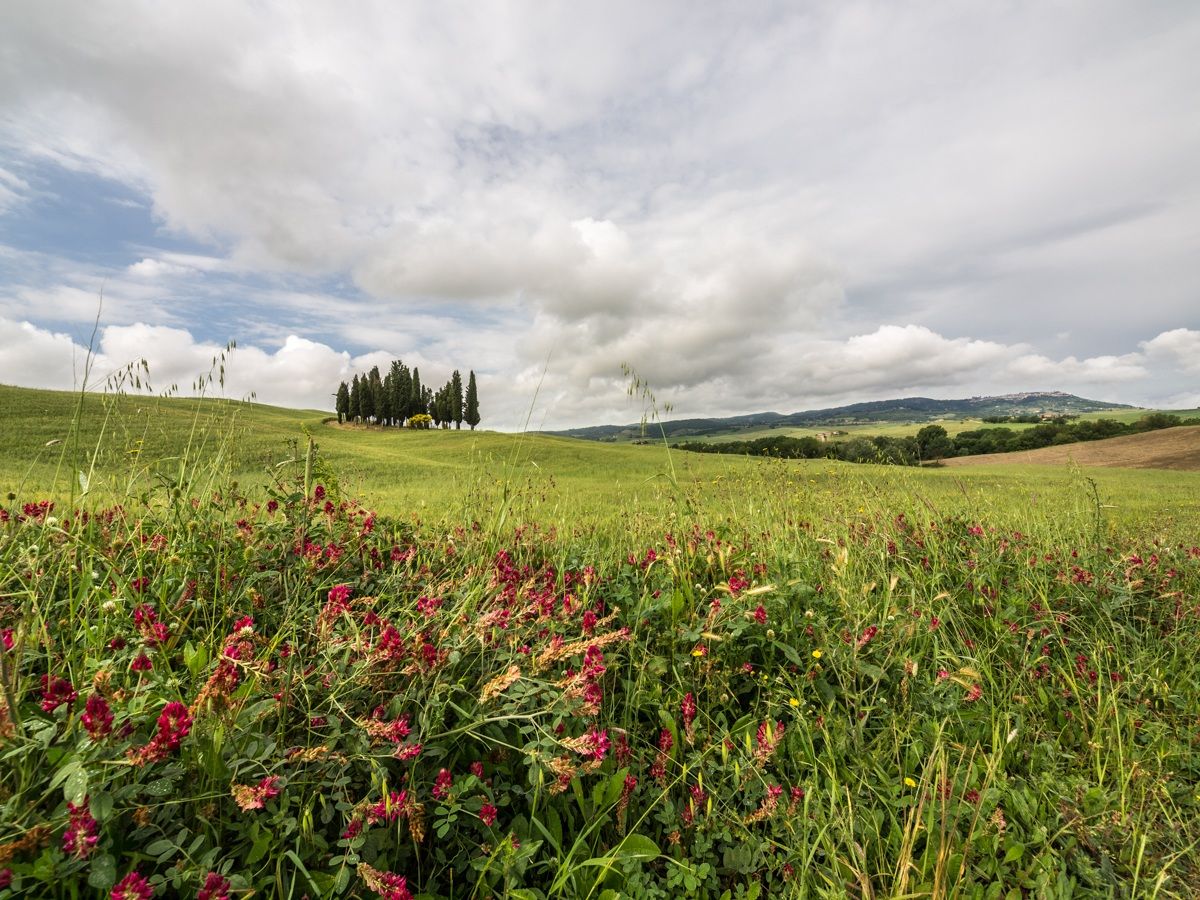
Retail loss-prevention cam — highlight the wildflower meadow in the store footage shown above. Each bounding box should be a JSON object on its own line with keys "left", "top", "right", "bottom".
{"left": 1, "top": 391, "right": 1199, "bottom": 898}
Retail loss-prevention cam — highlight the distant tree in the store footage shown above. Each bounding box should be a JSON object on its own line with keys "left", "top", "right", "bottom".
{"left": 350, "top": 374, "right": 363, "bottom": 423}
{"left": 409, "top": 368, "right": 424, "bottom": 419}
{"left": 916, "top": 424, "right": 954, "bottom": 461}
{"left": 422, "top": 385, "right": 433, "bottom": 419}
{"left": 450, "top": 369, "right": 464, "bottom": 429}
{"left": 335, "top": 381, "right": 350, "bottom": 424}
{"left": 465, "top": 370, "right": 480, "bottom": 430}
{"left": 389, "top": 361, "right": 411, "bottom": 426}
{"left": 366, "top": 366, "right": 384, "bottom": 424}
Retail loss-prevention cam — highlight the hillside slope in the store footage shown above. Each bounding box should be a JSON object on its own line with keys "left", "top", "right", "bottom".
{"left": 942, "top": 425, "right": 1200, "bottom": 471}
{"left": 552, "top": 391, "right": 1131, "bottom": 441}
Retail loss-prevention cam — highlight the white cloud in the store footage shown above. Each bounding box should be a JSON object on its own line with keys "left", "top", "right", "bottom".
{"left": 3, "top": 319, "right": 1194, "bottom": 429}
{"left": 0, "top": 3, "right": 1197, "bottom": 426}
{"left": 1141, "top": 328, "right": 1200, "bottom": 374}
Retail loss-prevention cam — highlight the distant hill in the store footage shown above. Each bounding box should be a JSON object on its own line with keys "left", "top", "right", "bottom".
{"left": 550, "top": 392, "right": 1134, "bottom": 442}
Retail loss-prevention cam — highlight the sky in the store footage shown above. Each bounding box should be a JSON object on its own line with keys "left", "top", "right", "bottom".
{"left": 0, "top": 1, "right": 1197, "bottom": 429}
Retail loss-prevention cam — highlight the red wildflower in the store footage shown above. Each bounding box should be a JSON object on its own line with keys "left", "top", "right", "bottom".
{"left": 196, "top": 872, "right": 230, "bottom": 900}
{"left": 964, "top": 684, "right": 983, "bottom": 703}
{"left": 40, "top": 675, "right": 77, "bottom": 713}
{"left": 131, "top": 653, "right": 153, "bottom": 672}
{"left": 581, "top": 609, "right": 597, "bottom": 634}
{"left": 470, "top": 761, "right": 484, "bottom": 778}
{"left": 479, "top": 802, "right": 497, "bottom": 827}
{"left": 360, "top": 865, "right": 412, "bottom": 900}
{"left": 63, "top": 798, "right": 99, "bottom": 859}
{"left": 128, "top": 701, "right": 192, "bottom": 765}
{"left": 82, "top": 693, "right": 113, "bottom": 739}
{"left": 111, "top": 871, "right": 153, "bottom": 900}
{"left": 232, "top": 775, "right": 282, "bottom": 811}
{"left": 856, "top": 626, "right": 879, "bottom": 650}
{"left": 432, "top": 768, "right": 453, "bottom": 800}
{"left": 681, "top": 692, "right": 697, "bottom": 734}
{"left": 753, "top": 605, "right": 767, "bottom": 625}
{"left": 367, "top": 790, "right": 408, "bottom": 825}
{"left": 584, "top": 727, "right": 610, "bottom": 761}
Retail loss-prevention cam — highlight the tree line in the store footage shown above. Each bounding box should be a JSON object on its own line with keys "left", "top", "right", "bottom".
{"left": 676, "top": 413, "right": 1198, "bottom": 466}
{"left": 335, "top": 362, "right": 480, "bottom": 430}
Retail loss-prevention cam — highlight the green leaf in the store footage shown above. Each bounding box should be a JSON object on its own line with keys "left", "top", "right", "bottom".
{"left": 1003, "top": 842, "right": 1025, "bottom": 864}
{"left": 615, "top": 833, "right": 659, "bottom": 862}
{"left": 144, "top": 777, "right": 175, "bottom": 798}
{"left": 64, "top": 766, "right": 88, "bottom": 805}
{"left": 87, "top": 853, "right": 116, "bottom": 890}
{"left": 144, "top": 838, "right": 176, "bottom": 860}
{"left": 91, "top": 792, "right": 114, "bottom": 823}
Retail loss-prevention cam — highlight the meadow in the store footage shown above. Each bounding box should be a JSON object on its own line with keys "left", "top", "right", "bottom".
{"left": 1, "top": 385, "right": 1199, "bottom": 898}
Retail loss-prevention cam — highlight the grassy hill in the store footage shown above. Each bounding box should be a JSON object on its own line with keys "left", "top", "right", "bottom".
{"left": 2, "top": 384, "right": 1198, "bottom": 536}
{"left": 943, "top": 424, "right": 1200, "bottom": 471}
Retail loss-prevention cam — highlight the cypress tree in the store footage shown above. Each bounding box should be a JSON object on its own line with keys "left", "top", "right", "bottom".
{"left": 350, "top": 374, "right": 362, "bottom": 423}
{"left": 409, "top": 368, "right": 424, "bottom": 418}
{"left": 465, "top": 370, "right": 480, "bottom": 430}
{"left": 367, "top": 366, "right": 384, "bottom": 424}
{"left": 451, "top": 369, "right": 464, "bottom": 429}
{"left": 398, "top": 364, "right": 412, "bottom": 425}
{"left": 335, "top": 381, "right": 350, "bottom": 423}
{"left": 382, "top": 369, "right": 396, "bottom": 426}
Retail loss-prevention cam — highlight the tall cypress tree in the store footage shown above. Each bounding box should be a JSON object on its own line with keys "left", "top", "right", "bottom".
{"left": 465, "top": 370, "right": 480, "bottom": 430}
{"left": 409, "top": 368, "right": 424, "bottom": 418}
{"left": 450, "top": 369, "right": 464, "bottom": 429}
{"left": 388, "top": 360, "right": 409, "bottom": 426}
{"left": 335, "top": 381, "right": 350, "bottom": 423}
{"left": 367, "top": 366, "right": 384, "bottom": 424}
{"left": 350, "top": 374, "right": 362, "bottom": 423}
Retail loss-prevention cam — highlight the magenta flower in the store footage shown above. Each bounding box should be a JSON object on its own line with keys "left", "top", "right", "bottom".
{"left": 111, "top": 870, "right": 153, "bottom": 900}
{"left": 63, "top": 798, "right": 99, "bottom": 859}
{"left": 40, "top": 675, "right": 78, "bottom": 713}
{"left": 82, "top": 693, "right": 113, "bottom": 739}
{"left": 681, "top": 692, "right": 697, "bottom": 732}
{"left": 586, "top": 727, "right": 610, "bottom": 761}
{"left": 479, "top": 802, "right": 497, "bottom": 827}
{"left": 196, "top": 872, "right": 231, "bottom": 900}
{"left": 131, "top": 653, "right": 153, "bottom": 672}
{"left": 432, "top": 768, "right": 453, "bottom": 800}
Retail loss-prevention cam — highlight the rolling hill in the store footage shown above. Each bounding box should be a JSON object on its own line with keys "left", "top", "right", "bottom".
{"left": 551, "top": 391, "right": 1132, "bottom": 442}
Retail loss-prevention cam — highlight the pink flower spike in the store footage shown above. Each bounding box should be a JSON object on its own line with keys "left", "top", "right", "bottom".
{"left": 111, "top": 870, "right": 153, "bottom": 900}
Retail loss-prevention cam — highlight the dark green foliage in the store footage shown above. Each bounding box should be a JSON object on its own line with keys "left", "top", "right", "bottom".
{"left": 335, "top": 381, "right": 350, "bottom": 424}
{"left": 465, "top": 370, "right": 480, "bottom": 430}
{"left": 409, "top": 368, "right": 424, "bottom": 419}
{"left": 336, "top": 360, "right": 479, "bottom": 432}
{"left": 916, "top": 424, "right": 954, "bottom": 461}
{"left": 349, "top": 374, "right": 362, "bottom": 423}
{"left": 451, "top": 369, "right": 464, "bottom": 429}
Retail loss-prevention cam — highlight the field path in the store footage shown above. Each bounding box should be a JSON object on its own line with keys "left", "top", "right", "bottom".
{"left": 942, "top": 425, "right": 1200, "bottom": 470}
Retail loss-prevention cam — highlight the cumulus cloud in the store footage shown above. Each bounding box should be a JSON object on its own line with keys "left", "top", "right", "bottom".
{"left": 2, "top": 318, "right": 1195, "bottom": 429}
{"left": 0, "top": 2, "right": 1197, "bottom": 425}
{"left": 1141, "top": 328, "right": 1200, "bottom": 374}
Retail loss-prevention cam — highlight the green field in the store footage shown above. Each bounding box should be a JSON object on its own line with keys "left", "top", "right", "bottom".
{"left": 3, "top": 384, "right": 1200, "bottom": 898}
{"left": 4, "top": 385, "right": 1199, "bottom": 537}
